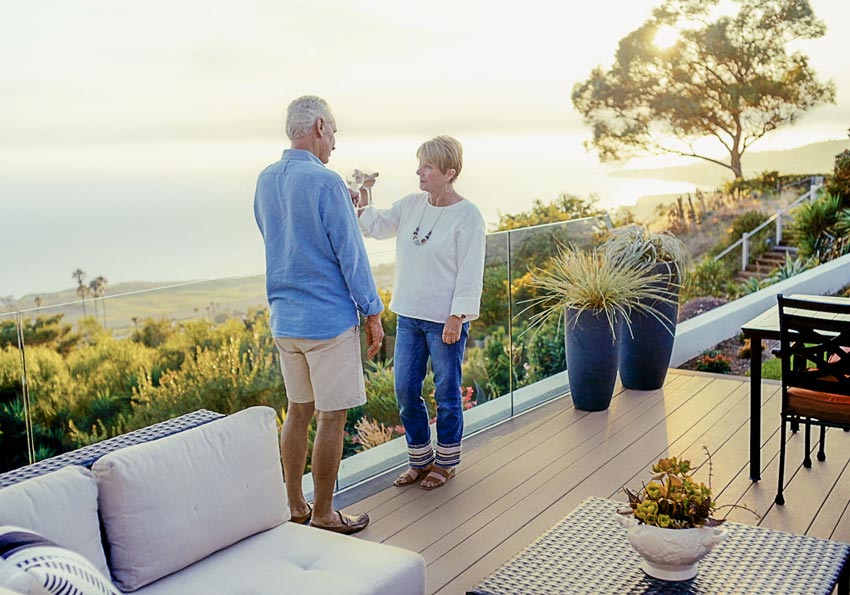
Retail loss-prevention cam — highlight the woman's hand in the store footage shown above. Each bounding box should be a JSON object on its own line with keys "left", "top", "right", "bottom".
{"left": 442, "top": 315, "right": 464, "bottom": 344}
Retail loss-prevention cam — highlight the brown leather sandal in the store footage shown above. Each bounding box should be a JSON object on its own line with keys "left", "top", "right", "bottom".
{"left": 310, "top": 511, "right": 370, "bottom": 535}
{"left": 290, "top": 504, "right": 312, "bottom": 525}
{"left": 419, "top": 466, "right": 455, "bottom": 490}
{"left": 393, "top": 465, "right": 433, "bottom": 487}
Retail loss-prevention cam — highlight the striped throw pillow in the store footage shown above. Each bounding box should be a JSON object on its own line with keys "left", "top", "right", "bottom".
{"left": 0, "top": 527, "right": 119, "bottom": 595}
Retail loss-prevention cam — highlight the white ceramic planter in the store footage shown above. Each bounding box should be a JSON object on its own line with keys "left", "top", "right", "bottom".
{"left": 616, "top": 514, "right": 727, "bottom": 581}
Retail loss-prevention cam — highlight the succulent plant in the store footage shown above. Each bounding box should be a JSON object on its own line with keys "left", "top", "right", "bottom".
{"left": 621, "top": 451, "right": 723, "bottom": 529}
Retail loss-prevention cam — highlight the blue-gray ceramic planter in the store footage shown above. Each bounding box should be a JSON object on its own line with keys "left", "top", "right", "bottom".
{"left": 619, "top": 263, "right": 679, "bottom": 391}
{"left": 565, "top": 308, "right": 621, "bottom": 411}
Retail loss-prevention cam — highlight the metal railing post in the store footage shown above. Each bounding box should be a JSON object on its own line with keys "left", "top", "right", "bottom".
{"left": 776, "top": 210, "right": 783, "bottom": 246}
{"left": 741, "top": 232, "right": 750, "bottom": 271}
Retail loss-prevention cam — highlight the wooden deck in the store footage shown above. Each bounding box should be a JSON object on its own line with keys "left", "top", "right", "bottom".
{"left": 339, "top": 369, "right": 850, "bottom": 595}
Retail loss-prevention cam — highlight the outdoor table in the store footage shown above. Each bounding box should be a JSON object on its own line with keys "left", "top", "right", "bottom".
{"left": 740, "top": 293, "right": 850, "bottom": 481}
{"left": 467, "top": 497, "right": 850, "bottom": 595}
{"left": 0, "top": 408, "right": 224, "bottom": 488}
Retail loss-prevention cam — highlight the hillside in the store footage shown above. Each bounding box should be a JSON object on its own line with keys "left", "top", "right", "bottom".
{"left": 5, "top": 264, "right": 398, "bottom": 334}
{"left": 617, "top": 139, "right": 850, "bottom": 187}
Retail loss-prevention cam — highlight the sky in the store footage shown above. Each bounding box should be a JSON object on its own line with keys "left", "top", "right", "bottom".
{"left": 2, "top": 0, "right": 850, "bottom": 299}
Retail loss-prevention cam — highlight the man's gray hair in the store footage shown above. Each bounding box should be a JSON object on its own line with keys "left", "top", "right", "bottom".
{"left": 286, "top": 95, "right": 334, "bottom": 140}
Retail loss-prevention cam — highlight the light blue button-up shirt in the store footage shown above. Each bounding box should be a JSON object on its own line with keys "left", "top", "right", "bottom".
{"left": 254, "top": 149, "right": 383, "bottom": 339}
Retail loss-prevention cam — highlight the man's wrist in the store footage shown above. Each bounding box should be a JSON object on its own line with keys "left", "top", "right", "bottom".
{"left": 451, "top": 314, "right": 466, "bottom": 320}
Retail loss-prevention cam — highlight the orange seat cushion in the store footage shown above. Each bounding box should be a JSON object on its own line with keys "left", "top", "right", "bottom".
{"left": 787, "top": 387, "right": 850, "bottom": 425}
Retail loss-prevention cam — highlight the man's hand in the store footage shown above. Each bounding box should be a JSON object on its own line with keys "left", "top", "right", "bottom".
{"left": 364, "top": 314, "right": 384, "bottom": 359}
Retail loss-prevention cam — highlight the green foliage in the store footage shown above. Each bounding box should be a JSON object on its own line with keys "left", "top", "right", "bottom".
{"left": 131, "top": 318, "right": 175, "bottom": 348}
{"left": 494, "top": 194, "right": 606, "bottom": 232}
{"left": 524, "top": 318, "right": 565, "bottom": 381}
{"left": 792, "top": 194, "right": 847, "bottom": 260}
{"left": 624, "top": 454, "right": 719, "bottom": 529}
{"left": 766, "top": 254, "right": 816, "bottom": 284}
{"left": 361, "top": 359, "right": 401, "bottom": 427}
{"left": 0, "top": 314, "right": 79, "bottom": 354}
{"left": 825, "top": 149, "right": 850, "bottom": 203}
{"left": 694, "top": 350, "right": 732, "bottom": 374}
{"left": 571, "top": 0, "right": 835, "bottom": 178}
{"left": 760, "top": 357, "right": 782, "bottom": 381}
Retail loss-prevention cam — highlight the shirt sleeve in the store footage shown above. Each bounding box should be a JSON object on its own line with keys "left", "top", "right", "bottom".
{"left": 357, "top": 197, "right": 405, "bottom": 240}
{"left": 450, "top": 212, "right": 486, "bottom": 320}
{"left": 321, "top": 179, "right": 384, "bottom": 317}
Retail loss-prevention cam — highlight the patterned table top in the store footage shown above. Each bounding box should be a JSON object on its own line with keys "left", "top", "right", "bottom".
{"left": 0, "top": 409, "right": 224, "bottom": 489}
{"left": 468, "top": 497, "right": 850, "bottom": 595}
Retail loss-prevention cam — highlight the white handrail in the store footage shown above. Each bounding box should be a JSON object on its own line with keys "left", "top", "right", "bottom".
{"left": 713, "top": 177, "right": 823, "bottom": 269}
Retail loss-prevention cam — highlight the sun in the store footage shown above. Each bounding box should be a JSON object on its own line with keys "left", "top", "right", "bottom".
{"left": 653, "top": 25, "right": 679, "bottom": 50}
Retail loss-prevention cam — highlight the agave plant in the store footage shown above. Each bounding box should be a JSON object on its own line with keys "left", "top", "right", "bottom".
{"left": 524, "top": 245, "right": 676, "bottom": 338}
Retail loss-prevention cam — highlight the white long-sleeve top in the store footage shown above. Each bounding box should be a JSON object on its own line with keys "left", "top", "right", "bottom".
{"left": 359, "top": 192, "right": 486, "bottom": 324}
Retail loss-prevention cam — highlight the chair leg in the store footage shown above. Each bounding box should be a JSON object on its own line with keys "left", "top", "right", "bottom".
{"left": 791, "top": 419, "right": 800, "bottom": 433}
{"left": 776, "top": 420, "right": 787, "bottom": 505}
{"left": 803, "top": 422, "right": 812, "bottom": 468}
{"left": 817, "top": 425, "right": 826, "bottom": 462}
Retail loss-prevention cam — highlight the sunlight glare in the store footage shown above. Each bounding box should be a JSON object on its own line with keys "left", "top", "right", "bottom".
{"left": 653, "top": 25, "right": 678, "bottom": 49}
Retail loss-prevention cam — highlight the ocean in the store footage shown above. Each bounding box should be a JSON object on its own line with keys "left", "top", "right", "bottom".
{"left": 2, "top": 131, "right": 707, "bottom": 299}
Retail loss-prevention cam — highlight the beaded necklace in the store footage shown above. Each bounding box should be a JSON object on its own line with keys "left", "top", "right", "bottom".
{"left": 411, "top": 198, "right": 447, "bottom": 246}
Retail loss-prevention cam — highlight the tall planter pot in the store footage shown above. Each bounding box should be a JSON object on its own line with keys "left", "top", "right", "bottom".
{"left": 619, "top": 263, "right": 679, "bottom": 391}
{"left": 565, "top": 307, "right": 621, "bottom": 411}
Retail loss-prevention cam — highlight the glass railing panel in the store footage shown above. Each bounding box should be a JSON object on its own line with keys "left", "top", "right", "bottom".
{"left": 0, "top": 312, "right": 30, "bottom": 472}
{"left": 507, "top": 217, "right": 609, "bottom": 415}
{"left": 10, "top": 274, "right": 279, "bottom": 465}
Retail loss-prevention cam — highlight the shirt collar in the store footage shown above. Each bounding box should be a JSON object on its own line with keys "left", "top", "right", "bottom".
{"left": 282, "top": 148, "right": 324, "bottom": 167}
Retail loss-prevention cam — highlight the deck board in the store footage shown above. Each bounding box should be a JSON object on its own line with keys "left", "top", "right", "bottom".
{"left": 339, "top": 369, "right": 850, "bottom": 595}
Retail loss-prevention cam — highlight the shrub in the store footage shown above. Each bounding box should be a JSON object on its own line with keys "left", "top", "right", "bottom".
{"left": 694, "top": 350, "right": 732, "bottom": 374}
{"left": 683, "top": 257, "right": 736, "bottom": 301}
{"left": 792, "top": 194, "right": 845, "bottom": 260}
{"left": 825, "top": 149, "right": 850, "bottom": 205}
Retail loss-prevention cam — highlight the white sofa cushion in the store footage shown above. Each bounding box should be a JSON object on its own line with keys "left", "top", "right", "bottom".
{"left": 92, "top": 406, "right": 288, "bottom": 592}
{"left": 0, "top": 466, "right": 109, "bottom": 577}
{"left": 133, "top": 522, "right": 426, "bottom": 595}
{"left": 0, "top": 526, "right": 119, "bottom": 595}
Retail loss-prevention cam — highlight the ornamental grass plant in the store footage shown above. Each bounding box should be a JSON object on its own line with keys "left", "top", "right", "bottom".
{"left": 524, "top": 245, "right": 676, "bottom": 338}
{"left": 602, "top": 225, "right": 690, "bottom": 281}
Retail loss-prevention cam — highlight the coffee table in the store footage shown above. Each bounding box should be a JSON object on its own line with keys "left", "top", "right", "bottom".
{"left": 467, "top": 497, "right": 849, "bottom": 595}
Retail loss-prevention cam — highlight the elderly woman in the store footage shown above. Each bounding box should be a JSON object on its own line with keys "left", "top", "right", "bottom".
{"left": 355, "top": 135, "right": 486, "bottom": 490}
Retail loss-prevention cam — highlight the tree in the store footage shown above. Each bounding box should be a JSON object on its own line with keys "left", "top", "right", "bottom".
{"left": 572, "top": 0, "right": 835, "bottom": 179}
{"left": 494, "top": 193, "right": 607, "bottom": 231}
{"left": 71, "top": 269, "right": 88, "bottom": 317}
{"left": 89, "top": 276, "right": 108, "bottom": 325}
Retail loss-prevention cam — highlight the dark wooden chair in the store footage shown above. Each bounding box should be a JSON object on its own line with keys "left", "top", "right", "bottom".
{"left": 775, "top": 294, "right": 850, "bottom": 505}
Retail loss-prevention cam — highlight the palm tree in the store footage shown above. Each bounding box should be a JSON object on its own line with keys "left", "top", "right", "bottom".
{"left": 90, "top": 276, "right": 108, "bottom": 325}
{"left": 71, "top": 269, "right": 87, "bottom": 317}
{"left": 33, "top": 296, "right": 43, "bottom": 308}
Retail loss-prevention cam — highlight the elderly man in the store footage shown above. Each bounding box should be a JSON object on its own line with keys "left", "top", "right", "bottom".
{"left": 254, "top": 95, "right": 383, "bottom": 534}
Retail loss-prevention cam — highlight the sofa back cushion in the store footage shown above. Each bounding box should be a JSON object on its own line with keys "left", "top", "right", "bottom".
{"left": 92, "top": 406, "right": 288, "bottom": 592}
{"left": 0, "top": 466, "right": 110, "bottom": 577}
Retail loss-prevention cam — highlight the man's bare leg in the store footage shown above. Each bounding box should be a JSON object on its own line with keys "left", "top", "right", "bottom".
{"left": 281, "top": 401, "right": 314, "bottom": 520}
{"left": 309, "top": 408, "right": 348, "bottom": 525}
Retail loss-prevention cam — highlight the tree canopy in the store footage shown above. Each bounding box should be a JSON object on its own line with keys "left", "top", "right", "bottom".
{"left": 571, "top": 0, "right": 835, "bottom": 178}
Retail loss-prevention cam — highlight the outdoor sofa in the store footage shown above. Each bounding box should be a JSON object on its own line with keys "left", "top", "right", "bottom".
{"left": 0, "top": 406, "right": 426, "bottom": 594}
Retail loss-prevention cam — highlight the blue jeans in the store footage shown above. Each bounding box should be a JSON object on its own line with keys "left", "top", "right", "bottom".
{"left": 394, "top": 315, "right": 468, "bottom": 469}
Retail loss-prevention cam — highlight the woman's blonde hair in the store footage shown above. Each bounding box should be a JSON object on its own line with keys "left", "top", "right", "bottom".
{"left": 416, "top": 135, "right": 463, "bottom": 182}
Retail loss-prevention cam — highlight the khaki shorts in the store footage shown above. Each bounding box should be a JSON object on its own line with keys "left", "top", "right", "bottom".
{"left": 274, "top": 326, "right": 367, "bottom": 412}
